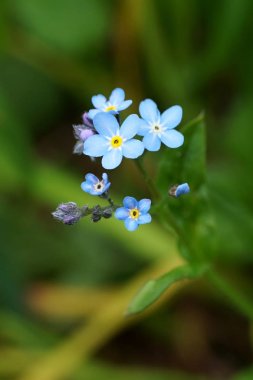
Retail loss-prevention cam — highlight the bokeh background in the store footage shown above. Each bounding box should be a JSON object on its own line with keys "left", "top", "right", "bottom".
{"left": 0, "top": 0, "right": 253, "bottom": 379}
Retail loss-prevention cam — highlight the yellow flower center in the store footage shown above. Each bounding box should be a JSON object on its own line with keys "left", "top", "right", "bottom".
{"left": 105, "top": 105, "right": 116, "bottom": 112}
{"left": 129, "top": 208, "right": 139, "bottom": 219}
{"left": 111, "top": 135, "right": 123, "bottom": 148}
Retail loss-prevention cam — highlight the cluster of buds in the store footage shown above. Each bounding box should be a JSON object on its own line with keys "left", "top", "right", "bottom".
{"left": 72, "top": 113, "right": 96, "bottom": 155}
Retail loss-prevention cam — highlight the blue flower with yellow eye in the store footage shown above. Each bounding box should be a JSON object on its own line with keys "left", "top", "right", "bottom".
{"left": 115, "top": 197, "right": 151, "bottom": 231}
{"left": 88, "top": 88, "right": 132, "bottom": 119}
{"left": 81, "top": 173, "right": 111, "bottom": 196}
{"left": 137, "top": 99, "right": 184, "bottom": 151}
{"left": 83, "top": 113, "right": 144, "bottom": 170}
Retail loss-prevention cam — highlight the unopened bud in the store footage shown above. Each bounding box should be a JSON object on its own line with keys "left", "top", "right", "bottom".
{"left": 52, "top": 202, "right": 82, "bottom": 225}
{"left": 169, "top": 183, "right": 190, "bottom": 198}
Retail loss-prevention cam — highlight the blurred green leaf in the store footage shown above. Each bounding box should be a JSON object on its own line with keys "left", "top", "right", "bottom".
{"left": 0, "top": 55, "right": 63, "bottom": 130}
{"left": 11, "top": 0, "right": 111, "bottom": 55}
{"left": 127, "top": 263, "right": 208, "bottom": 315}
{"left": 233, "top": 368, "right": 253, "bottom": 380}
{"left": 75, "top": 361, "right": 205, "bottom": 380}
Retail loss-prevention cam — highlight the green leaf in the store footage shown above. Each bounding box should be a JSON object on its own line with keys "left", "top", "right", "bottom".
{"left": 12, "top": 0, "right": 110, "bottom": 55}
{"left": 127, "top": 263, "right": 208, "bottom": 315}
{"left": 156, "top": 113, "right": 216, "bottom": 261}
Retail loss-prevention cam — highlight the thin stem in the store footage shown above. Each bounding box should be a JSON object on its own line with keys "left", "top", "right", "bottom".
{"left": 207, "top": 270, "right": 253, "bottom": 321}
{"left": 135, "top": 158, "right": 160, "bottom": 200}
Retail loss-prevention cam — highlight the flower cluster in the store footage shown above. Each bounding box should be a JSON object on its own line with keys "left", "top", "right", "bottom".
{"left": 53, "top": 87, "right": 190, "bottom": 231}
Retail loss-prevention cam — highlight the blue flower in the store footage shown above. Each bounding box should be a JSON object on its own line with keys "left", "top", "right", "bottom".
{"left": 88, "top": 88, "right": 132, "bottom": 119}
{"left": 115, "top": 197, "right": 152, "bottom": 231}
{"left": 169, "top": 183, "right": 190, "bottom": 198}
{"left": 81, "top": 173, "right": 111, "bottom": 195}
{"left": 137, "top": 99, "right": 184, "bottom": 151}
{"left": 83, "top": 113, "right": 144, "bottom": 170}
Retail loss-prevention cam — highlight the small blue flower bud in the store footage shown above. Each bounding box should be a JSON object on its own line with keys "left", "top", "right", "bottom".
{"left": 169, "top": 183, "right": 190, "bottom": 198}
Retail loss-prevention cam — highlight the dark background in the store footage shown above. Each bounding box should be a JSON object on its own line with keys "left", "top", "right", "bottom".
{"left": 0, "top": 1, "right": 252, "bottom": 379}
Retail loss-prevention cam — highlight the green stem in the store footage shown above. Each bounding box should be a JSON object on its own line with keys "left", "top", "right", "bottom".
{"left": 135, "top": 158, "right": 160, "bottom": 200}
{"left": 207, "top": 270, "right": 253, "bottom": 321}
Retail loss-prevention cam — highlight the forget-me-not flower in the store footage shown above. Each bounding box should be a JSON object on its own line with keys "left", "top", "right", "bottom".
{"left": 137, "top": 99, "right": 184, "bottom": 151}
{"left": 115, "top": 196, "right": 151, "bottom": 231}
{"left": 88, "top": 88, "right": 132, "bottom": 119}
{"left": 83, "top": 113, "right": 144, "bottom": 170}
{"left": 81, "top": 173, "right": 111, "bottom": 196}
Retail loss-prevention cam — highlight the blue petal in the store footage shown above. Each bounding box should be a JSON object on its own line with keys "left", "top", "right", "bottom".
{"left": 102, "top": 149, "right": 122, "bottom": 169}
{"left": 92, "top": 94, "right": 107, "bottom": 109}
{"left": 161, "top": 130, "right": 184, "bottom": 148}
{"left": 102, "top": 173, "right": 108, "bottom": 184}
{"left": 120, "top": 114, "right": 140, "bottom": 139}
{"left": 139, "top": 99, "right": 160, "bottom": 123}
{"left": 88, "top": 109, "right": 101, "bottom": 119}
{"left": 143, "top": 133, "right": 161, "bottom": 151}
{"left": 90, "top": 188, "right": 102, "bottom": 195}
{"left": 123, "top": 196, "right": 137, "bottom": 209}
{"left": 138, "top": 199, "right": 151, "bottom": 213}
{"left": 122, "top": 139, "right": 144, "bottom": 159}
{"left": 117, "top": 99, "right": 132, "bottom": 111}
{"left": 103, "top": 182, "right": 111, "bottom": 192}
{"left": 83, "top": 135, "right": 108, "bottom": 157}
{"left": 109, "top": 88, "right": 125, "bottom": 105}
{"left": 124, "top": 218, "right": 138, "bottom": 231}
{"left": 93, "top": 113, "right": 119, "bottom": 137}
{"left": 137, "top": 120, "right": 150, "bottom": 137}
{"left": 85, "top": 173, "right": 98, "bottom": 184}
{"left": 175, "top": 183, "right": 190, "bottom": 197}
{"left": 115, "top": 207, "right": 129, "bottom": 220}
{"left": 81, "top": 182, "right": 92, "bottom": 193}
{"left": 138, "top": 213, "right": 152, "bottom": 224}
{"left": 161, "top": 105, "right": 183, "bottom": 129}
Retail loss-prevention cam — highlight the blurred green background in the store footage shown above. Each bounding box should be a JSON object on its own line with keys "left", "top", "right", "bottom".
{"left": 0, "top": 0, "right": 253, "bottom": 379}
